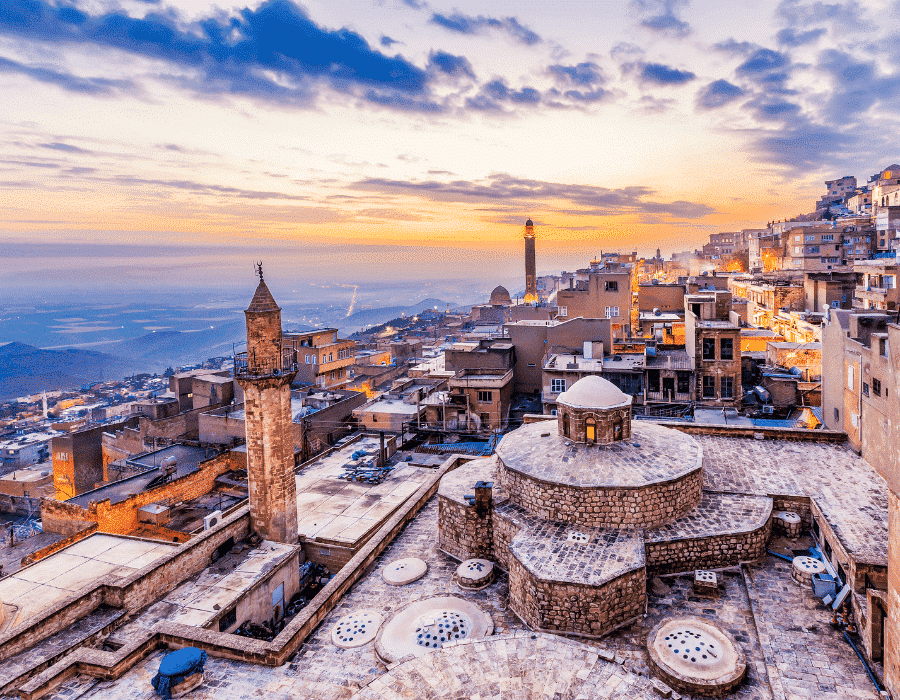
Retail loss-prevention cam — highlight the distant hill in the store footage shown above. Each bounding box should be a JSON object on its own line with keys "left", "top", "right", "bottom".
{"left": 109, "top": 319, "right": 248, "bottom": 372}
{"left": 340, "top": 298, "right": 450, "bottom": 332}
{"left": 0, "top": 342, "right": 137, "bottom": 400}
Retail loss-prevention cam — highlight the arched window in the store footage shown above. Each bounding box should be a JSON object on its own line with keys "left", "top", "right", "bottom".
{"left": 562, "top": 412, "right": 570, "bottom": 438}
{"left": 613, "top": 417, "right": 623, "bottom": 440}
{"left": 585, "top": 416, "right": 596, "bottom": 443}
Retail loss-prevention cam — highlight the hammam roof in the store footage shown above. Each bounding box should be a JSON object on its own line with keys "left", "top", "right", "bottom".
{"left": 246, "top": 280, "right": 280, "bottom": 313}
{"left": 496, "top": 420, "right": 702, "bottom": 489}
{"left": 557, "top": 375, "right": 631, "bottom": 410}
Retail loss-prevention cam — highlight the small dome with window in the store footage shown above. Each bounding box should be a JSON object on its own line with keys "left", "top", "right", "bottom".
{"left": 556, "top": 375, "right": 632, "bottom": 445}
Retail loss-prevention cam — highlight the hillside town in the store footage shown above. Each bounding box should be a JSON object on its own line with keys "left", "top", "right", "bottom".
{"left": 0, "top": 166, "right": 899, "bottom": 699}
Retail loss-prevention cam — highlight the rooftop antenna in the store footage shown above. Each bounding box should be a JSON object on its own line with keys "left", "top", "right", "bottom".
{"left": 255, "top": 261, "right": 264, "bottom": 282}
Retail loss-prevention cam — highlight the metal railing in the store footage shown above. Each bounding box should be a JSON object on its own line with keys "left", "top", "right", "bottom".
{"left": 233, "top": 348, "right": 298, "bottom": 378}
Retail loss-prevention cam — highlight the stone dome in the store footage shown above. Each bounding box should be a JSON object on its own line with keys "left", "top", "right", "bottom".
{"left": 489, "top": 285, "right": 512, "bottom": 305}
{"left": 557, "top": 375, "right": 631, "bottom": 410}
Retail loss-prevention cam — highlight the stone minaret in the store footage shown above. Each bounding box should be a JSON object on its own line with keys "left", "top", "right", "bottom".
{"left": 523, "top": 218, "right": 537, "bottom": 303}
{"left": 235, "top": 265, "right": 298, "bottom": 543}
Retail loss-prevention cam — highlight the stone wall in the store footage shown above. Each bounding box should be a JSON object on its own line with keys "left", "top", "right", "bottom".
{"left": 500, "top": 465, "right": 702, "bottom": 529}
{"left": 41, "top": 452, "right": 235, "bottom": 537}
{"left": 21, "top": 522, "right": 98, "bottom": 567}
{"left": 556, "top": 404, "right": 631, "bottom": 445}
{"left": 812, "top": 498, "right": 887, "bottom": 594}
{"left": 645, "top": 517, "right": 772, "bottom": 576}
{"left": 507, "top": 555, "right": 645, "bottom": 638}
{"left": 886, "top": 491, "right": 900, "bottom": 700}
{"left": 436, "top": 496, "right": 493, "bottom": 562}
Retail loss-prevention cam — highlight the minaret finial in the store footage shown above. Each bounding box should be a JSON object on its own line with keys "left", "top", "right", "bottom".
{"left": 255, "top": 261, "right": 264, "bottom": 282}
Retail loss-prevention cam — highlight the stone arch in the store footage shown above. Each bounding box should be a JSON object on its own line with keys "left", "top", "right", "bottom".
{"left": 562, "top": 412, "right": 571, "bottom": 438}
{"left": 585, "top": 415, "right": 596, "bottom": 443}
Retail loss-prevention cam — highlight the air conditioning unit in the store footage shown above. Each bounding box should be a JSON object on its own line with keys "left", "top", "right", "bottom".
{"left": 762, "top": 405, "right": 775, "bottom": 414}
{"left": 204, "top": 510, "right": 223, "bottom": 530}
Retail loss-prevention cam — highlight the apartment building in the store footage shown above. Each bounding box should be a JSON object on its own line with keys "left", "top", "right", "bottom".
{"left": 685, "top": 292, "right": 742, "bottom": 407}
{"left": 853, "top": 259, "right": 900, "bottom": 311}
{"left": 283, "top": 328, "right": 355, "bottom": 388}
{"left": 784, "top": 226, "right": 843, "bottom": 270}
{"left": 555, "top": 262, "right": 633, "bottom": 337}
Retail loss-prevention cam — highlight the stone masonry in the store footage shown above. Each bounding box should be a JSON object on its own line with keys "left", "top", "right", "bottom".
{"left": 235, "top": 276, "right": 299, "bottom": 544}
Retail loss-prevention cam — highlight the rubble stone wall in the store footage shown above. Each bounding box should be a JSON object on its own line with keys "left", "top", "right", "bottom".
{"left": 437, "top": 496, "right": 493, "bottom": 562}
{"left": 645, "top": 517, "right": 772, "bottom": 576}
{"left": 501, "top": 465, "right": 702, "bottom": 528}
{"left": 507, "top": 555, "right": 646, "bottom": 638}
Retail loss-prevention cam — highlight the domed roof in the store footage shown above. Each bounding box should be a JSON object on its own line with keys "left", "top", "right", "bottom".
{"left": 557, "top": 375, "right": 631, "bottom": 410}
{"left": 489, "top": 285, "right": 512, "bottom": 305}
{"left": 525, "top": 218, "right": 534, "bottom": 227}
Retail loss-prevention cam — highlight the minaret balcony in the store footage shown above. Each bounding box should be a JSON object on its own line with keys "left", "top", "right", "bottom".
{"left": 233, "top": 349, "right": 298, "bottom": 379}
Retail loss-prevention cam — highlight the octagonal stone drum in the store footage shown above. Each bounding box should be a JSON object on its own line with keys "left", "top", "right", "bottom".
{"left": 496, "top": 420, "right": 703, "bottom": 528}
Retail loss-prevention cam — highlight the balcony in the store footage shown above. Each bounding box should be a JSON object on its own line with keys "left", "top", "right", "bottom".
{"left": 233, "top": 348, "right": 298, "bottom": 379}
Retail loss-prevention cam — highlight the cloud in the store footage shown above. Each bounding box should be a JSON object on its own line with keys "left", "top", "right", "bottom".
{"left": 635, "top": 95, "right": 675, "bottom": 113}
{"left": 776, "top": 27, "right": 826, "bottom": 46}
{"left": 111, "top": 175, "right": 310, "bottom": 200}
{"left": 548, "top": 62, "right": 604, "bottom": 86}
{"left": 747, "top": 120, "right": 857, "bottom": 172}
{"left": 0, "top": 55, "right": 139, "bottom": 96}
{"left": 630, "top": 0, "right": 691, "bottom": 37}
{"left": 39, "top": 142, "right": 93, "bottom": 154}
{"left": 712, "top": 39, "right": 758, "bottom": 56}
{"left": 639, "top": 62, "right": 695, "bottom": 84}
{"left": 0, "top": 0, "right": 432, "bottom": 109}
{"left": 750, "top": 100, "right": 802, "bottom": 120}
{"left": 350, "top": 172, "right": 716, "bottom": 219}
{"left": 380, "top": 35, "right": 401, "bottom": 47}
{"left": 696, "top": 79, "right": 744, "bottom": 109}
{"left": 776, "top": 0, "right": 868, "bottom": 30}
{"left": 464, "top": 79, "right": 543, "bottom": 112}
{"left": 737, "top": 48, "right": 789, "bottom": 74}
{"left": 428, "top": 50, "right": 475, "bottom": 79}
{"left": 429, "top": 12, "right": 541, "bottom": 45}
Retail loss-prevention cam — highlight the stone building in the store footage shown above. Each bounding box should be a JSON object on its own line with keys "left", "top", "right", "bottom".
{"left": 555, "top": 261, "right": 634, "bottom": 337}
{"left": 284, "top": 328, "right": 355, "bottom": 389}
{"left": 234, "top": 273, "right": 299, "bottom": 544}
{"left": 685, "top": 292, "right": 742, "bottom": 407}
{"left": 854, "top": 259, "right": 900, "bottom": 311}
{"left": 438, "top": 375, "right": 771, "bottom": 639}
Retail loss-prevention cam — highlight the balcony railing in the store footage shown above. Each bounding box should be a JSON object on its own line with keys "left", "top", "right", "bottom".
{"left": 233, "top": 348, "right": 298, "bottom": 378}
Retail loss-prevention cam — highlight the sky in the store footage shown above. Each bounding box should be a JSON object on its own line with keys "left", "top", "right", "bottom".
{"left": 2, "top": 0, "right": 900, "bottom": 292}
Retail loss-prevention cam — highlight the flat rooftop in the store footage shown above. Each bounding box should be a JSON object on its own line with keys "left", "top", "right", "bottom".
{"left": 68, "top": 444, "right": 214, "bottom": 507}
{"left": 0, "top": 534, "right": 176, "bottom": 627}
{"left": 354, "top": 399, "right": 420, "bottom": 415}
{"left": 295, "top": 436, "right": 433, "bottom": 549}
{"left": 110, "top": 540, "right": 296, "bottom": 640}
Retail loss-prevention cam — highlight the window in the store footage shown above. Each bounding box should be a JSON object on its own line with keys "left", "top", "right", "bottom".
{"left": 605, "top": 280, "right": 618, "bottom": 292}
{"left": 647, "top": 370, "right": 660, "bottom": 393}
{"left": 328, "top": 353, "right": 333, "bottom": 362}
{"left": 480, "top": 412, "right": 490, "bottom": 425}
{"left": 605, "top": 306, "right": 619, "bottom": 318}
{"left": 305, "top": 354, "right": 310, "bottom": 364}
{"left": 881, "top": 339, "right": 888, "bottom": 357}
{"left": 805, "top": 234, "right": 815, "bottom": 241}
{"left": 863, "top": 382, "right": 869, "bottom": 397}
{"left": 677, "top": 372, "right": 691, "bottom": 394}
{"left": 873, "top": 378, "right": 882, "bottom": 396}
{"left": 702, "top": 375, "right": 716, "bottom": 398}
{"left": 550, "top": 378, "right": 566, "bottom": 393}
{"left": 822, "top": 234, "right": 834, "bottom": 241}
{"left": 721, "top": 376, "right": 734, "bottom": 399}
{"left": 558, "top": 306, "right": 567, "bottom": 316}
{"left": 527, "top": 362, "right": 536, "bottom": 367}
{"left": 834, "top": 407, "right": 839, "bottom": 422}
{"left": 477, "top": 390, "right": 493, "bottom": 402}
{"left": 702, "top": 337, "right": 716, "bottom": 360}
{"left": 847, "top": 364, "right": 854, "bottom": 390}
{"left": 585, "top": 416, "right": 596, "bottom": 442}
{"left": 720, "top": 337, "right": 733, "bottom": 360}
{"left": 562, "top": 412, "right": 570, "bottom": 437}
{"left": 218, "top": 607, "right": 237, "bottom": 632}
{"left": 807, "top": 246, "right": 820, "bottom": 254}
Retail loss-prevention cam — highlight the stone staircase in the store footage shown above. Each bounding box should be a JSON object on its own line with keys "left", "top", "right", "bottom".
{"left": 350, "top": 632, "right": 680, "bottom": 700}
